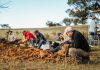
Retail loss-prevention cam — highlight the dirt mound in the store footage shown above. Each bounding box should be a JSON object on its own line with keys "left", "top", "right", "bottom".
{"left": 0, "top": 47, "right": 59, "bottom": 63}
{"left": 0, "top": 43, "right": 88, "bottom": 64}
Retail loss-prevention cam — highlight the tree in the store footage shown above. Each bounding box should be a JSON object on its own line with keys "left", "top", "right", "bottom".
{"left": 0, "top": 0, "right": 12, "bottom": 12}
{"left": 0, "top": 24, "right": 11, "bottom": 29}
{"left": 66, "top": 0, "right": 100, "bottom": 24}
{"left": 46, "top": 21, "right": 62, "bottom": 27}
{"left": 0, "top": 1, "right": 12, "bottom": 29}
{"left": 0, "top": 0, "right": 11, "bottom": 8}
{"left": 63, "top": 18, "right": 72, "bottom": 26}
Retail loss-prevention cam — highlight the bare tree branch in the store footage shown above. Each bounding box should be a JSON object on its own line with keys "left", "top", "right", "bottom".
{"left": 0, "top": 1, "right": 11, "bottom": 8}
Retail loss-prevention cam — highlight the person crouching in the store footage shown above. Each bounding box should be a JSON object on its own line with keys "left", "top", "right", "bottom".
{"left": 20, "top": 31, "right": 36, "bottom": 47}
{"left": 34, "top": 30, "right": 46, "bottom": 49}
{"left": 65, "top": 26, "right": 91, "bottom": 63}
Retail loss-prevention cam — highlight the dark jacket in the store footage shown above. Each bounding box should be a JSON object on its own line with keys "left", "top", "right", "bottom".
{"left": 35, "top": 32, "right": 46, "bottom": 44}
{"left": 70, "top": 30, "right": 91, "bottom": 52}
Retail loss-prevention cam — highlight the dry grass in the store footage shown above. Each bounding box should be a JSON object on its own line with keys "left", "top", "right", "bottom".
{"left": 0, "top": 25, "right": 88, "bottom": 40}
{"left": 0, "top": 61, "right": 100, "bottom": 70}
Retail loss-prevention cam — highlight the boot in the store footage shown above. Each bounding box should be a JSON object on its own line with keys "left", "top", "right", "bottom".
{"left": 82, "top": 57, "right": 90, "bottom": 64}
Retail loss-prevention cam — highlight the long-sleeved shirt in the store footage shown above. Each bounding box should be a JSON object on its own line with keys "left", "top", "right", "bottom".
{"left": 25, "top": 32, "right": 36, "bottom": 40}
{"left": 70, "top": 30, "right": 91, "bottom": 52}
{"left": 35, "top": 32, "right": 46, "bottom": 44}
{"left": 89, "top": 19, "right": 96, "bottom": 33}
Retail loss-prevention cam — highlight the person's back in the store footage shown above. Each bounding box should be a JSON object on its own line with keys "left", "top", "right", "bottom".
{"left": 38, "top": 32, "right": 46, "bottom": 41}
{"left": 34, "top": 30, "right": 46, "bottom": 48}
{"left": 71, "top": 30, "right": 91, "bottom": 52}
{"left": 34, "top": 30, "right": 46, "bottom": 43}
{"left": 20, "top": 31, "right": 36, "bottom": 47}
{"left": 25, "top": 31, "right": 36, "bottom": 40}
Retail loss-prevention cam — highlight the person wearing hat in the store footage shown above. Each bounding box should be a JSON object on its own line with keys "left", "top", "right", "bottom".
{"left": 51, "top": 28, "right": 71, "bottom": 53}
{"left": 8, "top": 31, "right": 16, "bottom": 42}
{"left": 64, "top": 26, "right": 91, "bottom": 63}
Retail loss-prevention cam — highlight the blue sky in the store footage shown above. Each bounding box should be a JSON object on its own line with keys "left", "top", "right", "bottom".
{"left": 0, "top": 0, "right": 68, "bottom": 28}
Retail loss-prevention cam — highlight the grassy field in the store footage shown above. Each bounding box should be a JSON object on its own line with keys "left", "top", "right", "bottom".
{"left": 0, "top": 25, "right": 88, "bottom": 41}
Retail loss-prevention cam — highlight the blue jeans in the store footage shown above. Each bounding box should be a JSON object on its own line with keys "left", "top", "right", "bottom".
{"left": 51, "top": 46, "right": 60, "bottom": 53}
{"left": 30, "top": 40, "right": 36, "bottom": 46}
{"left": 37, "top": 40, "right": 46, "bottom": 48}
{"left": 52, "top": 42, "right": 60, "bottom": 48}
{"left": 51, "top": 41, "right": 71, "bottom": 53}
